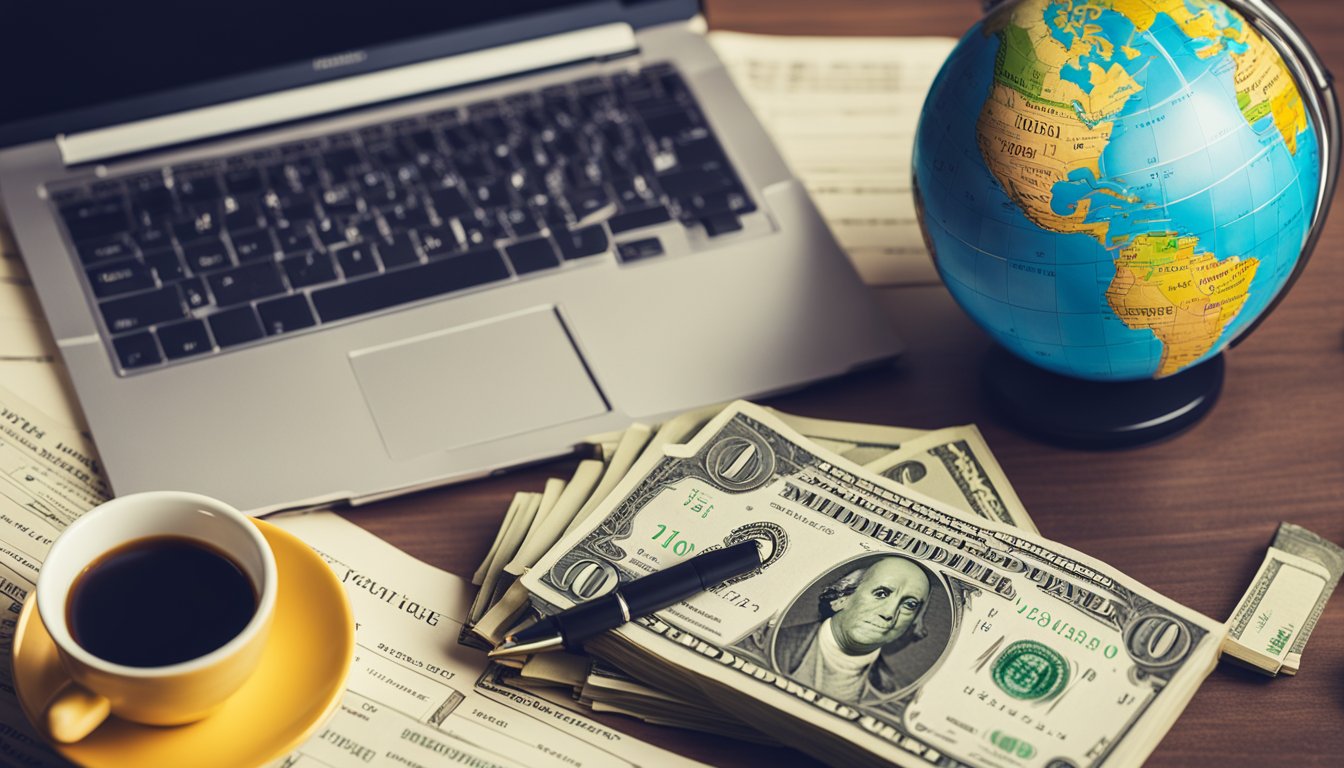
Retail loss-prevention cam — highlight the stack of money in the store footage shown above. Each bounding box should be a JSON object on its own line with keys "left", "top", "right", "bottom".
{"left": 462, "top": 401, "right": 1235, "bottom": 766}
{"left": 1223, "top": 523, "right": 1344, "bottom": 676}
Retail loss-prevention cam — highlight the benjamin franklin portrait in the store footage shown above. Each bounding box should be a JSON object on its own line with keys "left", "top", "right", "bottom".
{"left": 770, "top": 553, "right": 951, "bottom": 706}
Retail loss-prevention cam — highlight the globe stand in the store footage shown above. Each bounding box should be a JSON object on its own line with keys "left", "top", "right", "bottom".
{"left": 982, "top": 346, "right": 1224, "bottom": 449}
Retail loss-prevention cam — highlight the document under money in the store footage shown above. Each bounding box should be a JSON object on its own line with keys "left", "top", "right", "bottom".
{"left": 0, "top": 384, "right": 109, "bottom": 767}
{"left": 267, "top": 511, "right": 704, "bottom": 768}
{"left": 0, "top": 222, "right": 87, "bottom": 433}
{"left": 706, "top": 32, "right": 957, "bottom": 287}
{"left": 521, "top": 401, "right": 1225, "bottom": 768}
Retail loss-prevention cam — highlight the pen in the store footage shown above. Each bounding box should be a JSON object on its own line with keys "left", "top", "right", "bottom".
{"left": 487, "top": 539, "right": 763, "bottom": 659}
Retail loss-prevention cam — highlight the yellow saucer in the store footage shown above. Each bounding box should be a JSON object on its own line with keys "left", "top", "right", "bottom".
{"left": 13, "top": 518, "right": 354, "bottom": 768}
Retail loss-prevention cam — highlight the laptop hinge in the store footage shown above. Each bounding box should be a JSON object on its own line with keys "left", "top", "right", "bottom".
{"left": 56, "top": 22, "right": 638, "bottom": 166}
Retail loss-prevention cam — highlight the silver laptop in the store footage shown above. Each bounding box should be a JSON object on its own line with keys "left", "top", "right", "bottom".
{"left": 0, "top": 0, "right": 900, "bottom": 514}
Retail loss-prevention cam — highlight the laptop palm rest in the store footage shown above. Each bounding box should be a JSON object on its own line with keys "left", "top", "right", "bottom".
{"left": 348, "top": 307, "right": 608, "bottom": 461}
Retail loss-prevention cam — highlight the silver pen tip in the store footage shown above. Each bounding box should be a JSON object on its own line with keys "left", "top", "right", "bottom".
{"left": 486, "top": 634, "right": 565, "bottom": 660}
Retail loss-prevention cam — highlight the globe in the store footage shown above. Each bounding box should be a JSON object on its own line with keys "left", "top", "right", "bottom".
{"left": 913, "top": 0, "right": 1332, "bottom": 384}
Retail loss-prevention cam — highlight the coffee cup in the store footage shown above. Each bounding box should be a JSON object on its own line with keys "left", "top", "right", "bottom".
{"left": 34, "top": 491, "right": 277, "bottom": 743}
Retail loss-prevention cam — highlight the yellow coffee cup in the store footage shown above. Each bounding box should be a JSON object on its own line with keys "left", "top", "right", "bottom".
{"left": 34, "top": 491, "right": 277, "bottom": 743}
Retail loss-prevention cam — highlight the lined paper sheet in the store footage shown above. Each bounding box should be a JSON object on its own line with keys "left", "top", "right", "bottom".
{"left": 707, "top": 31, "right": 957, "bottom": 286}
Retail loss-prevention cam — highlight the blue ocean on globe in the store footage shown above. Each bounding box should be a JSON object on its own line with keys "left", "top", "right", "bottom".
{"left": 914, "top": 0, "right": 1321, "bottom": 381}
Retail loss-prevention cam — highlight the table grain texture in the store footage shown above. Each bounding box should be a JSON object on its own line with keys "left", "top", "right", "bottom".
{"left": 341, "top": 1, "right": 1344, "bottom": 765}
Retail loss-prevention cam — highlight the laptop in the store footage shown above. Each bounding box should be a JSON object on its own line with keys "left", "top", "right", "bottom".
{"left": 0, "top": 1, "right": 901, "bottom": 514}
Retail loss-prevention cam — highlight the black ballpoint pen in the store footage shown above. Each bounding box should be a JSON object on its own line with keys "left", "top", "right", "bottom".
{"left": 488, "top": 539, "right": 763, "bottom": 659}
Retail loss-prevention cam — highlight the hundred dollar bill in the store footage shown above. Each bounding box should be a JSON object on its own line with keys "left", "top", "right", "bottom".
{"left": 521, "top": 401, "right": 1222, "bottom": 768}
{"left": 864, "top": 425, "right": 1038, "bottom": 533}
{"left": 1223, "top": 546, "right": 1330, "bottom": 675}
{"left": 1269, "top": 523, "right": 1344, "bottom": 675}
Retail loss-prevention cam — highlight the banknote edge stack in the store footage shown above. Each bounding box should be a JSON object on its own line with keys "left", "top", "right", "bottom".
{"left": 1222, "top": 523, "right": 1344, "bottom": 676}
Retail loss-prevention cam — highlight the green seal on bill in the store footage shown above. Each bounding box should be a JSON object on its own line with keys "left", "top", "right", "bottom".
{"left": 991, "top": 640, "right": 1069, "bottom": 700}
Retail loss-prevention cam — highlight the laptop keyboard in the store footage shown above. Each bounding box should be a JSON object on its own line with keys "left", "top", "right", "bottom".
{"left": 51, "top": 63, "right": 758, "bottom": 373}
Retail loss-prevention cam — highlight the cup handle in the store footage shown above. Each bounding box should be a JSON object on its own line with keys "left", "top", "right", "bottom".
{"left": 45, "top": 682, "right": 111, "bottom": 743}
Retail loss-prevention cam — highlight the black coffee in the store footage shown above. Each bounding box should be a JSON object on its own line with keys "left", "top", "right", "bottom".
{"left": 67, "top": 536, "right": 257, "bottom": 667}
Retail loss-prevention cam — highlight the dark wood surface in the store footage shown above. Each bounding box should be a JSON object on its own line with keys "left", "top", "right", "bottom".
{"left": 343, "top": 1, "right": 1344, "bottom": 765}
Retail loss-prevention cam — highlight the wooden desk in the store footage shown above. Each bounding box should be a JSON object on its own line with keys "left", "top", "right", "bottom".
{"left": 344, "top": 1, "right": 1344, "bottom": 765}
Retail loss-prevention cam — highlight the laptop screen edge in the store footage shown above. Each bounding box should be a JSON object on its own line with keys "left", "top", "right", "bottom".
{"left": 0, "top": 0, "right": 699, "bottom": 151}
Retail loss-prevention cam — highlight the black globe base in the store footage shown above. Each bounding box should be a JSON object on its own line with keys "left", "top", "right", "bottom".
{"left": 982, "top": 346, "right": 1224, "bottom": 449}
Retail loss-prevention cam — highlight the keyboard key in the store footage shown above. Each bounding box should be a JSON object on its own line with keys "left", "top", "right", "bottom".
{"left": 176, "top": 174, "right": 221, "bottom": 203}
{"left": 145, "top": 248, "right": 185, "bottom": 283}
{"left": 257, "top": 295, "right": 317, "bottom": 336}
{"left": 230, "top": 229, "right": 276, "bottom": 263}
{"left": 501, "top": 206, "right": 540, "bottom": 238}
{"left": 683, "top": 189, "right": 756, "bottom": 217}
{"left": 133, "top": 226, "right": 173, "bottom": 253}
{"left": 358, "top": 169, "right": 398, "bottom": 205}
{"left": 611, "top": 173, "right": 656, "bottom": 210}
{"left": 207, "top": 261, "right": 286, "bottom": 307}
{"left": 180, "top": 277, "right": 210, "bottom": 310}
{"left": 702, "top": 213, "right": 743, "bottom": 237}
{"left": 87, "top": 258, "right": 155, "bottom": 298}
{"left": 276, "top": 223, "right": 315, "bottom": 255}
{"left": 458, "top": 212, "right": 504, "bottom": 248}
{"left": 428, "top": 186, "right": 472, "bottom": 219}
{"left": 183, "top": 238, "right": 232, "bottom": 273}
{"left": 553, "top": 223, "right": 609, "bottom": 260}
{"left": 75, "top": 236, "right": 136, "bottom": 265}
{"left": 376, "top": 232, "right": 420, "bottom": 268}
{"left": 378, "top": 199, "right": 432, "bottom": 232}
{"left": 156, "top": 319, "right": 213, "bottom": 359}
{"left": 100, "top": 286, "right": 185, "bottom": 333}
{"left": 312, "top": 247, "right": 510, "bottom": 322}
{"left": 616, "top": 237, "right": 664, "bottom": 263}
{"left": 283, "top": 251, "right": 338, "bottom": 288}
{"left": 642, "top": 110, "right": 698, "bottom": 141}
{"left": 452, "top": 151, "right": 492, "bottom": 180}
{"left": 208, "top": 306, "right": 265, "bottom": 348}
{"left": 61, "top": 200, "right": 129, "bottom": 241}
{"left": 322, "top": 146, "right": 364, "bottom": 178}
{"left": 504, "top": 238, "right": 560, "bottom": 275}
{"left": 674, "top": 136, "right": 727, "bottom": 167}
{"left": 470, "top": 178, "right": 510, "bottom": 208}
{"left": 417, "top": 225, "right": 459, "bottom": 259}
{"left": 224, "top": 167, "right": 265, "bottom": 196}
{"left": 276, "top": 157, "right": 321, "bottom": 194}
{"left": 171, "top": 209, "right": 222, "bottom": 243}
{"left": 128, "top": 177, "right": 176, "bottom": 218}
{"left": 346, "top": 215, "right": 383, "bottom": 244}
{"left": 658, "top": 168, "right": 736, "bottom": 199}
{"left": 315, "top": 217, "right": 351, "bottom": 250}
{"left": 112, "top": 331, "right": 161, "bottom": 370}
{"left": 607, "top": 205, "right": 672, "bottom": 234}
{"left": 334, "top": 244, "right": 380, "bottom": 278}
{"left": 271, "top": 193, "right": 317, "bottom": 227}
{"left": 320, "top": 185, "right": 360, "bottom": 217}
{"left": 224, "top": 195, "right": 267, "bottom": 232}
{"left": 565, "top": 187, "right": 613, "bottom": 220}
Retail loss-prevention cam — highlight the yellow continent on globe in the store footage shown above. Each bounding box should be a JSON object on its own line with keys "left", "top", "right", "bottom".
{"left": 975, "top": 0, "right": 1307, "bottom": 378}
{"left": 1126, "top": 0, "right": 1310, "bottom": 153}
{"left": 976, "top": 4, "right": 1141, "bottom": 241}
{"left": 1230, "top": 29, "right": 1309, "bottom": 154}
{"left": 1105, "top": 234, "right": 1258, "bottom": 377}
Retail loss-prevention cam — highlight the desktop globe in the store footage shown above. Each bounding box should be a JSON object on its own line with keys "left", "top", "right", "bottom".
{"left": 913, "top": 0, "right": 1339, "bottom": 447}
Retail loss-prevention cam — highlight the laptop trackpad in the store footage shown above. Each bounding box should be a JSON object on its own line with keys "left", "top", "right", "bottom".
{"left": 349, "top": 307, "right": 608, "bottom": 461}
